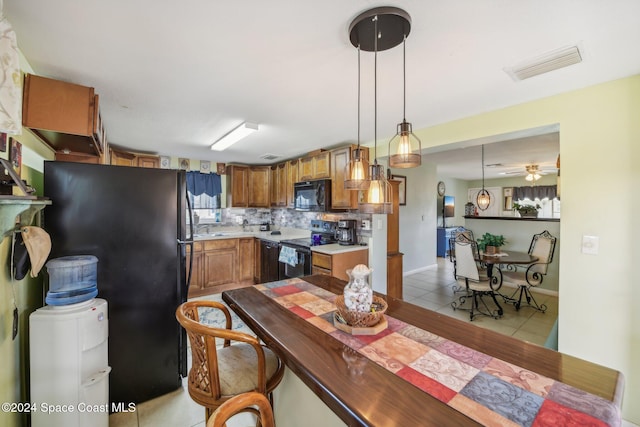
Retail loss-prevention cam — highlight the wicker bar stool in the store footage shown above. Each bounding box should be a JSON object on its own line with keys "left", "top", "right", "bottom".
{"left": 176, "top": 300, "right": 284, "bottom": 423}
{"left": 206, "top": 392, "right": 275, "bottom": 427}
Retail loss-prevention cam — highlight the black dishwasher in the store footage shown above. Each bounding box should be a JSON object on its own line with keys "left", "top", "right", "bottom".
{"left": 260, "top": 239, "right": 281, "bottom": 283}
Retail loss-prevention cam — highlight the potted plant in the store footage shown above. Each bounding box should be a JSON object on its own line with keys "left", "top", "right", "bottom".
{"left": 476, "top": 233, "right": 506, "bottom": 254}
{"left": 513, "top": 202, "right": 541, "bottom": 218}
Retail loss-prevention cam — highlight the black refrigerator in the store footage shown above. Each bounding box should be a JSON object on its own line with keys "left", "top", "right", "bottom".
{"left": 43, "top": 161, "right": 192, "bottom": 405}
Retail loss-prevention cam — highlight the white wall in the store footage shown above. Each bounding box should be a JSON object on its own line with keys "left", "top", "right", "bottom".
{"left": 389, "top": 162, "right": 438, "bottom": 274}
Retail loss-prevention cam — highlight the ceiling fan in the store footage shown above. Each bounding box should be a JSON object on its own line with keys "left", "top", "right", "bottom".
{"left": 499, "top": 163, "right": 558, "bottom": 181}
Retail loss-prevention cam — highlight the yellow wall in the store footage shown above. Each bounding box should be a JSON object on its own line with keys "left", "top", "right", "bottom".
{"left": 411, "top": 75, "right": 639, "bottom": 423}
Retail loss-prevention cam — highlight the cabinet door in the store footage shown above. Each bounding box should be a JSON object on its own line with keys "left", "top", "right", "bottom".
{"left": 254, "top": 238, "right": 262, "bottom": 283}
{"left": 137, "top": 155, "right": 160, "bottom": 168}
{"left": 270, "top": 166, "right": 278, "bottom": 207}
{"left": 314, "top": 152, "right": 331, "bottom": 178}
{"left": 249, "top": 166, "right": 270, "bottom": 207}
{"left": 330, "top": 146, "right": 362, "bottom": 209}
{"left": 238, "top": 238, "right": 255, "bottom": 283}
{"left": 277, "top": 163, "right": 287, "bottom": 206}
{"left": 110, "top": 148, "right": 136, "bottom": 166}
{"left": 227, "top": 165, "right": 249, "bottom": 207}
{"left": 203, "top": 249, "right": 236, "bottom": 289}
{"left": 186, "top": 243, "right": 203, "bottom": 297}
{"left": 298, "top": 157, "right": 314, "bottom": 180}
{"left": 287, "top": 159, "right": 299, "bottom": 207}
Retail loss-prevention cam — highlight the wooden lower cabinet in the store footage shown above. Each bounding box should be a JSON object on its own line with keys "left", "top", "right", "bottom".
{"left": 238, "top": 238, "right": 254, "bottom": 282}
{"left": 311, "top": 249, "right": 368, "bottom": 282}
{"left": 187, "top": 238, "right": 255, "bottom": 298}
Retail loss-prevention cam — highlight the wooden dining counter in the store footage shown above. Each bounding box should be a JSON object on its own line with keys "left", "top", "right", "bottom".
{"left": 222, "top": 275, "right": 624, "bottom": 426}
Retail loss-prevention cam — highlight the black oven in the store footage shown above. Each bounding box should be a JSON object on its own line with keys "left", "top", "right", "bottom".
{"left": 278, "top": 240, "right": 312, "bottom": 279}
{"left": 293, "top": 179, "right": 331, "bottom": 212}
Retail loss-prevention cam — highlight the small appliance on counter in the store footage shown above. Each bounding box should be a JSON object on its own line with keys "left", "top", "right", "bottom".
{"left": 336, "top": 219, "right": 358, "bottom": 246}
{"left": 260, "top": 222, "right": 271, "bottom": 231}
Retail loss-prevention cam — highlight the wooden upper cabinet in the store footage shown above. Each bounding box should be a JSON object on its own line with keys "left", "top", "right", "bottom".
{"left": 226, "top": 165, "right": 249, "bottom": 207}
{"left": 298, "top": 156, "right": 314, "bottom": 180}
{"left": 330, "top": 145, "right": 369, "bottom": 209}
{"left": 136, "top": 155, "right": 160, "bottom": 169}
{"left": 22, "top": 74, "right": 105, "bottom": 157}
{"left": 299, "top": 151, "right": 331, "bottom": 181}
{"left": 287, "top": 159, "right": 299, "bottom": 207}
{"left": 110, "top": 148, "right": 136, "bottom": 167}
{"left": 314, "top": 152, "right": 331, "bottom": 178}
{"left": 248, "top": 166, "right": 270, "bottom": 207}
{"left": 270, "top": 166, "right": 278, "bottom": 206}
{"left": 270, "top": 162, "right": 287, "bottom": 207}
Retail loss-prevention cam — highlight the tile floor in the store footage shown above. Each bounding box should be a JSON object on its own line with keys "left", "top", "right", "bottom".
{"left": 109, "top": 257, "right": 558, "bottom": 427}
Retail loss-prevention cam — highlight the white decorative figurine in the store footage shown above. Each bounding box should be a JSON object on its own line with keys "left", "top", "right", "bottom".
{"left": 343, "top": 264, "right": 373, "bottom": 312}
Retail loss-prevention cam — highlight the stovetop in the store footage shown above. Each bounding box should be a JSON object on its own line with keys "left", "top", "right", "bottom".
{"left": 280, "top": 237, "right": 335, "bottom": 248}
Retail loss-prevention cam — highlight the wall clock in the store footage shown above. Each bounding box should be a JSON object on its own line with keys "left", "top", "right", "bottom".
{"left": 437, "top": 181, "right": 446, "bottom": 196}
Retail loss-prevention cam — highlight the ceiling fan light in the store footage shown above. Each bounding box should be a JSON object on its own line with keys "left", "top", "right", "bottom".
{"left": 389, "top": 120, "right": 422, "bottom": 168}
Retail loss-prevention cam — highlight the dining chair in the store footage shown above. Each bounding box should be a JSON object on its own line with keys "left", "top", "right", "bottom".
{"left": 450, "top": 233, "right": 503, "bottom": 320}
{"left": 176, "top": 300, "right": 285, "bottom": 423}
{"left": 449, "top": 226, "right": 476, "bottom": 292}
{"left": 206, "top": 392, "right": 275, "bottom": 427}
{"left": 502, "top": 230, "right": 557, "bottom": 312}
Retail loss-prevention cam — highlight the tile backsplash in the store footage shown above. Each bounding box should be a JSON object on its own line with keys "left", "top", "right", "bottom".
{"left": 219, "top": 208, "right": 372, "bottom": 239}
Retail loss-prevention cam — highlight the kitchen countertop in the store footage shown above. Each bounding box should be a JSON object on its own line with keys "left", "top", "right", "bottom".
{"left": 192, "top": 226, "right": 308, "bottom": 242}
{"left": 310, "top": 243, "right": 368, "bottom": 255}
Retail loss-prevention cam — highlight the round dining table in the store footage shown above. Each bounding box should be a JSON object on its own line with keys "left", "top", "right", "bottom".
{"left": 481, "top": 250, "right": 538, "bottom": 278}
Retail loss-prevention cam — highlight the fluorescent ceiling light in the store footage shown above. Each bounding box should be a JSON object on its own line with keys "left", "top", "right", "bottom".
{"left": 211, "top": 122, "right": 258, "bottom": 151}
{"left": 504, "top": 45, "right": 583, "bottom": 81}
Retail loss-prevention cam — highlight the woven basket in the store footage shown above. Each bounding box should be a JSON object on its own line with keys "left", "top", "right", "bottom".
{"left": 335, "top": 295, "right": 387, "bottom": 327}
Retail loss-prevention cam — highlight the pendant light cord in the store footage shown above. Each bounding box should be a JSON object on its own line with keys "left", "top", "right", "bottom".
{"left": 357, "top": 45, "right": 361, "bottom": 149}
{"left": 373, "top": 15, "right": 378, "bottom": 164}
{"left": 403, "top": 36, "right": 406, "bottom": 121}
{"left": 481, "top": 145, "right": 485, "bottom": 188}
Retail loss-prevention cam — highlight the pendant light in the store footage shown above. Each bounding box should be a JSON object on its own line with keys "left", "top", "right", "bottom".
{"left": 344, "top": 45, "right": 370, "bottom": 190}
{"left": 388, "top": 36, "right": 422, "bottom": 168}
{"left": 349, "top": 7, "right": 411, "bottom": 214}
{"left": 476, "top": 145, "right": 491, "bottom": 211}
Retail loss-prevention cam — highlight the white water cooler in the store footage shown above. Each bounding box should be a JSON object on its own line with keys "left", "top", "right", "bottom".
{"left": 30, "top": 298, "right": 110, "bottom": 427}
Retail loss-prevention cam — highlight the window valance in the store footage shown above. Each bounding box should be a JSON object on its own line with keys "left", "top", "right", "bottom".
{"left": 513, "top": 185, "right": 557, "bottom": 201}
{"left": 186, "top": 171, "right": 221, "bottom": 196}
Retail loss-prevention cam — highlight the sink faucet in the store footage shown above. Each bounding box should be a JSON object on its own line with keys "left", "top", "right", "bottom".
{"left": 242, "top": 219, "right": 248, "bottom": 231}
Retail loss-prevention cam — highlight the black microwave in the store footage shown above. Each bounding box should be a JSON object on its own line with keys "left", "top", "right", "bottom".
{"left": 293, "top": 179, "right": 331, "bottom": 212}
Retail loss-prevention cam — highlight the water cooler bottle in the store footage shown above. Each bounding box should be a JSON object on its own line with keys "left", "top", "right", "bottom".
{"left": 29, "top": 298, "right": 110, "bottom": 427}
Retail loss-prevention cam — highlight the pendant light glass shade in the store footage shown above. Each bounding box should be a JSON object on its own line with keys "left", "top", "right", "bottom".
{"left": 476, "top": 189, "right": 491, "bottom": 210}
{"left": 389, "top": 120, "right": 422, "bottom": 168}
{"left": 358, "top": 163, "right": 393, "bottom": 214}
{"left": 345, "top": 45, "right": 370, "bottom": 190}
{"left": 344, "top": 147, "right": 370, "bottom": 190}
{"left": 388, "top": 38, "right": 421, "bottom": 168}
{"left": 476, "top": 144, "right": 491, "bottom": 211}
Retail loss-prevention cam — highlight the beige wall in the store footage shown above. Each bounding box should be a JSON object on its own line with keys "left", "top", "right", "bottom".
{"left": 404, "top": 75, "right": 639, "bottom": 423}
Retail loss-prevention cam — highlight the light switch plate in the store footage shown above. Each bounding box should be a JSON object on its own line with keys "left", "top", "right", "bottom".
{"left": 582, "top": 235, "right": 599, "bottom": 255}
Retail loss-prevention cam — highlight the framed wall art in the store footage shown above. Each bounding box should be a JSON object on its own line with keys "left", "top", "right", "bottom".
{"left": 9, "top": 137, "right": 21, "bottom": 177}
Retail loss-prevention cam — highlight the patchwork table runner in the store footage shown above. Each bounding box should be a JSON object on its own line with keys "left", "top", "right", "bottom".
{"left": 257, "top": 279, "right": 620, "bottom": 427}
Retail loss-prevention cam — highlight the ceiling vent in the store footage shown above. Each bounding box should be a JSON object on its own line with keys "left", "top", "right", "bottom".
{"left": 504, "top": 45, "right": 583, "bottom": 81}
{"left": 259, "top": 153, "right": 280, "bottom": 161}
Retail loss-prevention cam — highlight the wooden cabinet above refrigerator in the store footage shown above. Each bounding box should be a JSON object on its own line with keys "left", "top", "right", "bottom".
{"left": 22, "top": 74, "right": 106, "bottom": 157}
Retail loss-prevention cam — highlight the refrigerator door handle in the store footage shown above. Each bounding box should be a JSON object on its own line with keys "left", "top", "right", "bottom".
{"left": 184, "top": 192, "right": 194, "bottom": 291}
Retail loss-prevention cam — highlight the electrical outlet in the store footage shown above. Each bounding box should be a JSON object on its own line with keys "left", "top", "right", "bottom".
{"left": 361, "top": 220, "right": 371, "bottom": 230}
